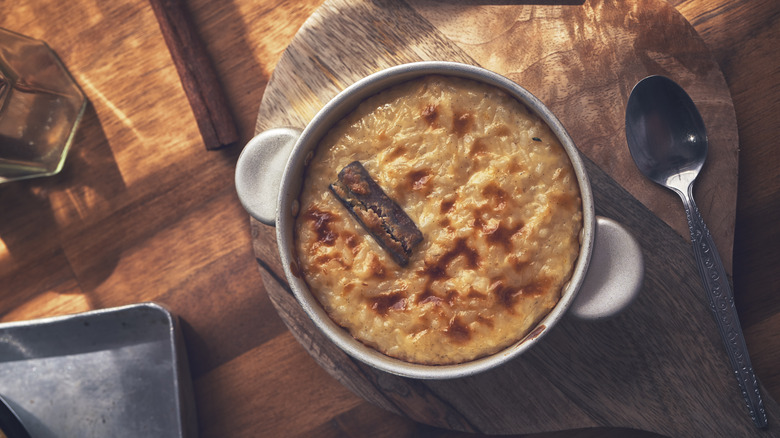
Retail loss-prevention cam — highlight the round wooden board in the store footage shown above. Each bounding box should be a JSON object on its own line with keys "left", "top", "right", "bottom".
{"left": 250, "top": 0, "right": 779, "bottom": 436}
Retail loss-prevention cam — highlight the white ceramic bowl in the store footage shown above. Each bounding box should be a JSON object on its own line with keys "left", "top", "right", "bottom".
{"left": 236, "top": 61, "right": 643, "bottom": 379}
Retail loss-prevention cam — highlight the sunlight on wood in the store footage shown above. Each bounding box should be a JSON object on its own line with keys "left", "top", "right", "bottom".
{"left": 0, "top": 236, "right": 12, "bottom": 269}
{"left": 0, "top": 0, "right": 773, "bottom": 436}
{"left": 1, "top": 291, "right": 92, "bottom": 323}
{"left": 79, "top": 76, "right": 146, "bottom": 145}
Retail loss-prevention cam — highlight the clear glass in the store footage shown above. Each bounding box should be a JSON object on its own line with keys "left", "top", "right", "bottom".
{"left": 0, "top": 28, "right": 86, "bottom": 183}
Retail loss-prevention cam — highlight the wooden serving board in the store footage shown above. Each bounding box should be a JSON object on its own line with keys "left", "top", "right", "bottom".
{"left": 250, "top": 0, "right": 779, "bottom": 436}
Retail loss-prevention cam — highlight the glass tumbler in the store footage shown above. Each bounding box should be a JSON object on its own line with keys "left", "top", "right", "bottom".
{"left": 0, "top": 28, "right": 87, "bottom": 183}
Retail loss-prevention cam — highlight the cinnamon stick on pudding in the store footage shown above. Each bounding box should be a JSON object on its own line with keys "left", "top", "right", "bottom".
{"left": 329, "top": 161, "right": 423, "bottom": 266}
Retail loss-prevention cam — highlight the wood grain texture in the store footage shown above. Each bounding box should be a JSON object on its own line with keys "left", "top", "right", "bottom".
{"left": 414, "top": 0, "right": 740, "bottom": 271}
{"left": 0, "top": 0, "right": 777, "bottom": 437}
{"left": 257, "top": 0, "right": 739, "bottom": 271}
{"left": 252, "top": 0, "right": 777, "bottom": 435}
{"left": 257, "top": 156, "right": 780, "bottom": 436}
{"left": 149, "top": 0, "right": 239, "bottom": 149}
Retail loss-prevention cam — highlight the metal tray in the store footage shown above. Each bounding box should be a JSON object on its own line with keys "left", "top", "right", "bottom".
{"left": 0, "top": 303, "right": 197, "bottom": 438}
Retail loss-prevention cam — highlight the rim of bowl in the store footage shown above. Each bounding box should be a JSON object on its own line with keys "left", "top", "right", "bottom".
{"left": 275, "top": 61, "right": 595, "bottom": 379}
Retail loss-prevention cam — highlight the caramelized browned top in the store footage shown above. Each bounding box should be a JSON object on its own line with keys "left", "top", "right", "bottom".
{"left": 294, "top": 75, "right": 582, "bottom": 365}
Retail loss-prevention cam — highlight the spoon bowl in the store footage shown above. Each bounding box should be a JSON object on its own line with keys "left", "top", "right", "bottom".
{"left": 625, "top": 75, "right": 767, "bottom": 429}
{"left": 625, "top": 75, "right": 707, "bottom": 193}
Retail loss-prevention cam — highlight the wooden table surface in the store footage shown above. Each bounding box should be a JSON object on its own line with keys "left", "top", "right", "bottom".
{"left": 0, "top": 1, "right": 777, "bottom": 437}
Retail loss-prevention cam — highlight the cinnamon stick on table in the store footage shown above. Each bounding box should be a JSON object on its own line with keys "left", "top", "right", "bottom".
{"left": 149, "top": 0, "right": 239, "bottom": 150}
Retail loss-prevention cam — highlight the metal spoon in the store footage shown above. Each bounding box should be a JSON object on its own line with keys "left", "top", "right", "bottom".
{"left": 625, "top": 75, "right": 768, "bottom": 429}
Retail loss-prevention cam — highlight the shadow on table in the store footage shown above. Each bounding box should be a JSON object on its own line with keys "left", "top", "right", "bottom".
{"left": 0, "top": 101, "right": 124, "bottom": 307}
{"left": 190, "top": 0, "right": 273, "bottom": 162}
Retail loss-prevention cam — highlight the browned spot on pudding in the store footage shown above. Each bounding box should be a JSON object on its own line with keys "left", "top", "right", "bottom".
{"left": 477, "top": 315, "right": 494, "bottom": 328}
{"left": 445, "top": 289, "right": 459, "bottom": 306}
{"left": 482, "top": 183, "right": 509, "bottom": 209}
{"left": 344, "top": 232, "right": 361, "bottom": 253}
{"left": 489, "top": 278, "right": 516, "bottom": 310}
{"left": 370, "top": 291, "right": 407, "bottom": 315}
{"left": 417, "top": 290, "right": 441, "bottom": 305}
{"left": 493, "top": 124, "right": 512, "bottom": 137}
{"left": 550, "top": 191, "right": 580, "bottom": 211}
{"left": 422, "top": 237, "right": 480, "bottom": 280}
{"left": 440, "top": 198, "right": 456, "bottom": 213}
{"left": 453, "top": 111, "right": 474, "bottom": 137}
{"left": 418, "top": 238, "right": 480, "bottom": 303}
{"left": 484, "top": 221, "right": 525, "bottom": 251}
{"left": 508, "top": 254, "right": 530, "bottom": 272}
{"left": 421, "top": 104, "right": 439, "bottom": 126}
{"left": 405, "top": 168, "right": 433, "bottom": 194}
{"left": 368, "top": 253, "right": 387, "bottom": 279}
{"left": 492, "top": 277, "right": 553, "bottom": 311}
{"left": 470, "top": 138, "right": 488, "bottom": 156}
{"left": 304, "top": 207, "right": 338, "bottom": 246}
{"left": 471, "top": 205, "right": 491, "bottom": 230}
{"left": 418, "top": 289, "right": 458, "bottom": 306}
{"left": 387, "top": 145, "right": 407, "bottom": 161}
{"left": 445, "top": 316, "right": 471, "bottom": 343}
{"left": 520, "top": 278, "right": 551, "bottom": 298}
{"left": 467, "top": 288, "right": 487, "bottom": 300}
{"left": 472, "top": 205, "right": 523, "bottom": 251}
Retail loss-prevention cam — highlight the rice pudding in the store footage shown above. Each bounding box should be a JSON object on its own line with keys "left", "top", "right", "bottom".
{"left": 293, "top": 75, "right": 582, "bottom": 365}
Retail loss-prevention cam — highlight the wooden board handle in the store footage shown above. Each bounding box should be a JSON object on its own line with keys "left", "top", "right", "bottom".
{"left": 149, "top": 0, "right": 239, "bottom": 150}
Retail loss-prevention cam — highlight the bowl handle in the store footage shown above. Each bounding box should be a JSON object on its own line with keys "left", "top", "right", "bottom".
{"left": 235, "top": 128, "right": 302, "bottom": 226}
{"left": 570, "top": 216, "right": 644, "bottom": 320}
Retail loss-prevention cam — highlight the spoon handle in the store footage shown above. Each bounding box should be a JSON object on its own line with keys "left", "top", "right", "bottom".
{"left": 680, "top": 189, "right": 768, "bottom": 429}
